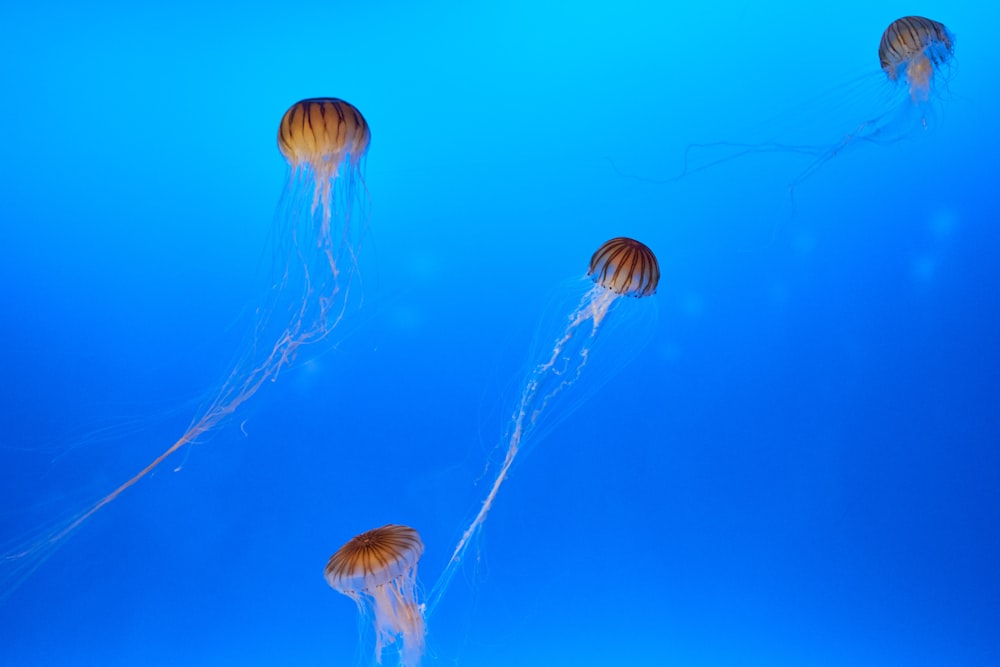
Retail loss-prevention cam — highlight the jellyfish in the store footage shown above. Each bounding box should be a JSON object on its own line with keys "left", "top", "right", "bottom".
{"left": 2, "top": 98, "right": 371, "bottom": 596}
{"left": 795, "top": 15, "right": 957, "bottom": 167}
{"left": 424, "top": 238, "right": 659, "bottom": 614}
{"left": 617, "top": 17, "right": 956, "bottom": 224}
{"left": 326, "top": 524, "right": 426, "bottom": 667}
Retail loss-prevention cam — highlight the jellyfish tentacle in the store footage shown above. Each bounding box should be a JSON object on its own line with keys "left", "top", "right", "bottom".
{"left": 2, "top": 98, "right": 370, "bottom": 598}
{"left": 425, "top": 238, "right": 658, "bottom": 618}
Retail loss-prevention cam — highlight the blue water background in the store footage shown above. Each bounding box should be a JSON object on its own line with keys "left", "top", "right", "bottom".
{"left": 1, "top": 1, "right": 998, "bottom": 665}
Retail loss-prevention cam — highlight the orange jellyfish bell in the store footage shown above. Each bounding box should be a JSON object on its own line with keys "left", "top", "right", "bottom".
{"left": 277, "top": 97, "right": 370, "bottom": 170}
{"left": 325, "top": 524, "right": 424, "bottom": 593}
{"left": 588, "top": 237, "right": 660, "bottom": 298}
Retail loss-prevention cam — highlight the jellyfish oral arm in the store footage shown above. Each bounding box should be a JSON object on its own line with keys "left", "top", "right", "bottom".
{"left": 426, "top": 287, "right": 612, "bottom": 616}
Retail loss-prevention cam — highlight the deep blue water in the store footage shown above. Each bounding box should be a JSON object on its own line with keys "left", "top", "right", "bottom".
{"left": 1, "top": 2, "right": 998, "bottom": 665}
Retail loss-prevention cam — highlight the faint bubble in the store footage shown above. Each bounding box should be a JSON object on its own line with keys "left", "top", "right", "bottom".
{"left": 928, "top": 209, "right": 957, "bottom": 238}
{"left": 910, "top": 255, "right": 937, "bottom": 282}
{"left": 680, "top": 293, "right": 705, "bottom": 319}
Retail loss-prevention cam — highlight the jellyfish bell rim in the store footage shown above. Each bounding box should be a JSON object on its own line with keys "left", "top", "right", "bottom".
{"left": 324, "top": 524, "right": 424, "bottom": 594}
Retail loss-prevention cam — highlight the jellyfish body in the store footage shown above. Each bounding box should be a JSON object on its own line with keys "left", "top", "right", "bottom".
{"left": 278, "top": 98, "right": 370, "bottom": 257}
{"left": 589, "top": 237, "right": 660, "bottom": 298}
{"left": 425, "top": 238, "right": 658, "bottom": 615}
{"left": 879, "top": 16, "right": 955, "bottom": 103}
{"left": 279, "top": 98, "right": 371, "bottom": 169}
{"left": 326, "top": 525, "right": 426, "bottom": 667}
{"left": 2, "top": 98, "right": 371, "bottom": 596}
{"left": 267, "top": 97, "right": 371, "bottom": 341}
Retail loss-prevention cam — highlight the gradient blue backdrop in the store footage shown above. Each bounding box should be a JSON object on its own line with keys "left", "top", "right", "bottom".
{"left": 1, "top": 1, "right": 998, "bottom": 665}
